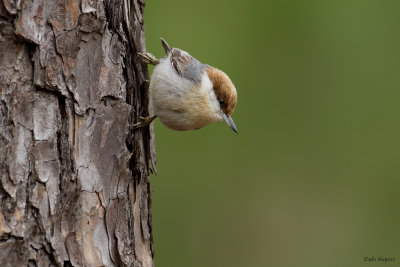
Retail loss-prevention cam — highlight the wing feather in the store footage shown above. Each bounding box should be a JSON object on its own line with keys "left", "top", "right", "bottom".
{"left": 170, "top": 48, "right": 193, "bottom": 76}
{"left": 161, "top": 39, "right": 205, "bottom": 83}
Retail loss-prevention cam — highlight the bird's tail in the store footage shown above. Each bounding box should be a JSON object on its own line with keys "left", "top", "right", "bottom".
{"left": 160, "top": 38, "right": 171, "bottom": 54}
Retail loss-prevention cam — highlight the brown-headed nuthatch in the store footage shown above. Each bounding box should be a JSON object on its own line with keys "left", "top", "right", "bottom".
{"left": 135, "top": 38, "right": 238, "bottom": 133}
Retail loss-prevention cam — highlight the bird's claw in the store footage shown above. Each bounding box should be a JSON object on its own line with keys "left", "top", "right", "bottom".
{"left": 129, "top": 115, "right": 157, "bottom": 129}
{"left": 137, "top": 52, "right": 160, "bottom": 65}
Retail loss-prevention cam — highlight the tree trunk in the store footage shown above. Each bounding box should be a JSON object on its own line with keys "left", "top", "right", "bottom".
{"left": 0, "top": 0, "right": 155, "bottom": 266}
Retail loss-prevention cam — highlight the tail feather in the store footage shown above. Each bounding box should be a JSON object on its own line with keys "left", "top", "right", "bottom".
{"left": 160, "top": 38, "right": 171, "bottom": 54}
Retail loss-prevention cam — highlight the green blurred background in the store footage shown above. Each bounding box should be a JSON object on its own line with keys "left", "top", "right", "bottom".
{"left": 144, "top": 0, "right": 400, "bottom": 266}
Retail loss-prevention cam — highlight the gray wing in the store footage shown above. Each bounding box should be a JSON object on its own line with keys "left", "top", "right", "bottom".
{"left": 161, "top": 38, "right": 206, "bottom": 84}
{"left": 170, "top": 48, "right": 206, "bottom": 84}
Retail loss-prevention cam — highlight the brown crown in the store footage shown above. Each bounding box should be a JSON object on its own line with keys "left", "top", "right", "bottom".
{"left": 206, "top": 67, "right": 237, "bottom": 116}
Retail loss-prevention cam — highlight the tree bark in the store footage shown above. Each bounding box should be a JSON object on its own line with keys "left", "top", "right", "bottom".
{"left": 0, "top": 0, "right": 155, "bottom": 266}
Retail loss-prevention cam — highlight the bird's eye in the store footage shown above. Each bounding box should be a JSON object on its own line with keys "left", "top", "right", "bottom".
{"left": 219, "top": 99, "right": 225, "bottom": 106}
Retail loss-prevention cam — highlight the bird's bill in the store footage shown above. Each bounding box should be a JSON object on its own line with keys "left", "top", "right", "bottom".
{"left": 222, "top": 113, "right": 238, "bottom": 134}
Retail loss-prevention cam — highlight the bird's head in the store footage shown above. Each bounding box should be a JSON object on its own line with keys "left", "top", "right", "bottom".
{"left": 206, "top": 67, "right": 238, "bottom": 133}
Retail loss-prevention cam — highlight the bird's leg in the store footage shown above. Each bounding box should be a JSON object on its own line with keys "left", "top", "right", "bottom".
{"left": 137, "top": 52, "right": 160, "bottom": 65}
{"left": 129, "top": 115, "right": 157, "bottom": 129}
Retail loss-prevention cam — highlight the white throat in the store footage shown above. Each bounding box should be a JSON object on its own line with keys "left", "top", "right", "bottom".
{"left": 199, "top": 73, "right": 223, "bottom": 122}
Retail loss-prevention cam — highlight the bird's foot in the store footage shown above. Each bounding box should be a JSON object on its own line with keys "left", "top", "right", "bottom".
{"left": 137, "top": 52, "right": 160, "bottom": 65}
{"left": 129, "top": 115, "right": 157, "bottom": 129}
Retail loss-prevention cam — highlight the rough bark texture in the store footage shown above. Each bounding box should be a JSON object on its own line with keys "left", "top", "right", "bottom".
{"left": 0, "top": 0, "right": 155, "bottom": 266}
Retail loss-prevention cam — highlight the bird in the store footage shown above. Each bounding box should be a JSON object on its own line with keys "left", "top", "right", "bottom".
{"left": 134, "top": 38, "right": 238, "bottom": 133}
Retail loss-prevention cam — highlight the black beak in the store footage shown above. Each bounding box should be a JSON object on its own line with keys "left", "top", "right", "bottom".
{"left": 222, "top": 113, "right": 238, "bottom": 134}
